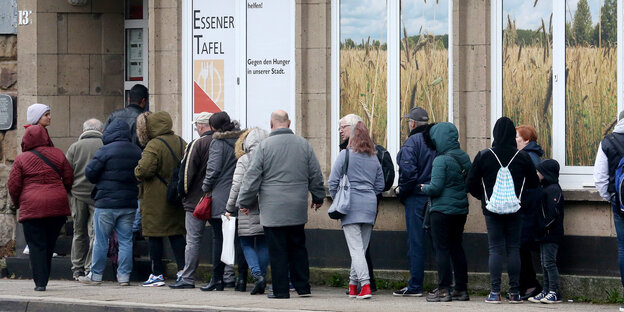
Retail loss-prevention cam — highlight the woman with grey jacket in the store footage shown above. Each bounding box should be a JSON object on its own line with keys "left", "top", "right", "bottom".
{"left": 200, "top": 112, "right": 246, "bottom": 291}
{"left": 328, "top": 121, "right": 384, "bottom": 300}
{"left": 225, "top": 127, "right": 270, "bottom": 295}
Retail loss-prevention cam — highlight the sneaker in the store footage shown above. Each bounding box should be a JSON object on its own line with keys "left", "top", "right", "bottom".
{"left": 528, "top": 292, "right": 547, "bottom": 303}
{"left": 484, "top": 292, "right": 501, "bottom": 304}
{"left": 540, "top": 291, "right": 562, "bottom": 304}
{"left": 426, "top": 288, "right": 451, "bottom": 302}
{"left": 23, "top": 245, "right": 29, "bottom": 255}
{"left": 393, "top": 287, "right": 423, "bottom": 297}
{"left": 72, "top": 270, "right": 85, "bottom": 281}
{"left": 451, "top": 289, "right": 470, "bottom": 301}
{"left": 508, "top": 292, "right": 523, "bottom": 304}
{"left": 620, "top": 304, "right": 624, "bottom": 312}
{"left": 348, "top": 284, "right": 358, "bottom": 298}
{"left": 356, "top": 284, "right": 372, "bottom": 300}
{"left": 176, "top": 270, "right": 183, "bottom": 283}
{"left": 142, "top": 274, "right": 165, "bottom": 287}
{"left": 78, "top": 274, "right": 102, "bottom": 286}
{"left": 119, "top": 282, "right": 130, "bottom": 286}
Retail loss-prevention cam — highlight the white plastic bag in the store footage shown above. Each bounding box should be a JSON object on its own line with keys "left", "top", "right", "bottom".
{"left": 220, "top": 215, "right": 236, "bottom": 265}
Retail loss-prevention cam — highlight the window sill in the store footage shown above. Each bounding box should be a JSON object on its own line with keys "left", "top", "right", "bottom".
{"left": 562, "top": 188, "right": 605, "bottom": 203}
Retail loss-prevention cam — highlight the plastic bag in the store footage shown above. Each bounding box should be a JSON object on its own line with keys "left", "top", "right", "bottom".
{"left": 220, "top": 215, "right": 236, "bottom": 265}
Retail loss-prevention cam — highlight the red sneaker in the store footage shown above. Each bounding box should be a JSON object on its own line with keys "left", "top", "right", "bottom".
{"left": 348, "top": 284, "right": 358, "bottom": 298}
{"left": 357, "top": 284, "right": 372, "bottom": 299}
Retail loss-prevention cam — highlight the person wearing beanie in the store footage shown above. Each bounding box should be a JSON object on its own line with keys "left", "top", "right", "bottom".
{"left": 26, "top": 103, "right": 51, "bottom": 128}
{"left": 528, "top": 159, "right": 564, "bottom": 304}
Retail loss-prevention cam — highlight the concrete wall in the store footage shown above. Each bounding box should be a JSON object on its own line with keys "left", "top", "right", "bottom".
{"left": 16, "top": 0, "right": 125, "bottom": 153}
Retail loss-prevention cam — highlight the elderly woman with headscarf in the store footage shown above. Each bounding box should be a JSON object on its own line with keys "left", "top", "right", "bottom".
{"left": 8, "top": 125, "right": 74, "bottom": 291}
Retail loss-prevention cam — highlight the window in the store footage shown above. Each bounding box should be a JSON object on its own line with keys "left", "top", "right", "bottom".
{"left": 124, "top": 0, "right": 148, "bottom": 107}
{"left": 331, "top": 0, "right": 453, "bottom": 168}
{"left": 491, "top": 0, "right": 623, "bottom": 189}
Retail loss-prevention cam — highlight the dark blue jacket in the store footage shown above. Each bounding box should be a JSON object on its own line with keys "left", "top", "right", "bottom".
{"left": 397, "top": 125, "right": 435, "bottom": 201}
{"left": 85, "top": 119, "right": 142, "bottom": 209}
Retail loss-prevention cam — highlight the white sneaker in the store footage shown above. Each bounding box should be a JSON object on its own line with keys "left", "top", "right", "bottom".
{"left": 23, "top": 245, "right": 29, "bottom": 255}
{"left": 142, "top": 274, "right": 165, "bottom": 287}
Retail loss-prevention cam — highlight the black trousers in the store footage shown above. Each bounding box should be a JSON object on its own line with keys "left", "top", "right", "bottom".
{"left": 429, "top": 212, "right": 468, "bottom": 291}
{"left": 22, "top": 216, "right": 66, "bottom": 287}
{"left": 519, "top": 249, "right": 541, "bottom": 293}
{"left": 264, "top": 224, "right": 310, "bottom": 296}
{"left": 208, "top": 218, "right": 226, "bottom": 280}
{"left": 148, "top": 235, "right": 185, "bottom": 276}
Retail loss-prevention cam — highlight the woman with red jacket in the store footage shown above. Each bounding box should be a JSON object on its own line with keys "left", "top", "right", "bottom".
{"left": 8, "top": 125, "right": 74, "bottom": 291}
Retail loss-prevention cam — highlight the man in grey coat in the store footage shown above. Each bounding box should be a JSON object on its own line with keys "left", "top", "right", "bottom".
{"left": 65, "top": 118, "right": 104, "bottom": 280}
{"left": 238, "top": 110, "right": 325, "bottom": 299}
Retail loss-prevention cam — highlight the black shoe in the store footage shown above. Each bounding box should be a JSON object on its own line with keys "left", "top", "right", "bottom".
{"left": 251, "top": 276, "right": 266, "bottom": 295}
{"left": 200, "top": 279, "right": 224, "bottom": 291}
{"left": 224, "top": 281, "right": 236, "bottom": 288}
{"left": 168, "top": 280, "right": 195, "bottom": 289}
{"left": 235, "top": 279, "right": 247, "bottom": 292}
{"left": 34, "top": 286, "right": 46, "bottom": 291}
{"left": 451, "top": 289, "right": 470, "bottom": 301}
{"left": 297, "top": 290, "right": 312, "bottom": 297}
{"left": 426, "top": 288, "right": 452, "bottom": 302}
{"left": 520, "top": 286, "right": 542, "bottom": 301}
{"left": 267, "top": 292, "right": 290, "bottom": 299}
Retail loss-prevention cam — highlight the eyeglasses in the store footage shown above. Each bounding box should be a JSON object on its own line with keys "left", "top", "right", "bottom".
{"left": 338, "top": 125, "right": 350, "bottom": 131}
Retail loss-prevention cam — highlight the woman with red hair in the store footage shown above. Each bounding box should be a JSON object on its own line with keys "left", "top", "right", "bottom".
{"left": 515, "top": 125, "right": 543, "bottom": 166}
{"left": 328, "top": 121, "right": 384, "bottom": 300}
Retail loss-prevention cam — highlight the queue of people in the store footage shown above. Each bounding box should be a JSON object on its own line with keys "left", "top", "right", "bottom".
{"left": 7, "top": 87, "right": 578, "bottom": 305}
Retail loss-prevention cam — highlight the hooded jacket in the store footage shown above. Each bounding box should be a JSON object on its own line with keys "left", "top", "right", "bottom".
{"left": 66, "top": 129, "right": 103, "bottom": 205}
{"left": 421, "top": 122, "right": 472, "bottom": 215}
{"left": 523, "top": 141, "right": 544, "bottom": 166}
{"left": 134, "top": 111, "right": 187, "bottom": 237}
{"left": 397, "top": 124, "right": 436, "bottom": 201}
{"left": 226, "top": 128, "right": 269, "bottom": 236}
{"left": 466, "top": 117, "right": 539, "bottom": 215}
{"left": 104, "top": 104, "right": 145, "bottom": 148}
{"left": 536, "top": 159, "right": 564, "bottom": 244}
{"left": 202, "top": 128, "right": 245, "bottom": 219}
{"left": 594, "top": 118, "right": 624, "bottom": 201}
{"left": 9, "top": 125, "right": 74, "bottom": 222}
{"left": 85, "top": 119, "right": 142, "bottom": 209}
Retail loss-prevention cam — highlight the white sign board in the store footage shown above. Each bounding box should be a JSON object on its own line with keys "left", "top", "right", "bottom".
{"left": 245, "top": 0, "right": 295, "bottom": 131}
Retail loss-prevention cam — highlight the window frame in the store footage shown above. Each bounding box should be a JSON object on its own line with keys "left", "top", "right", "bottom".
{"left": 124, "top": 0, "right": 149, "bottom": 106}
{"left": 330, "top": 0, "right": 454, "bottom": 176}
{"left": 490, "top": 0, "right": 624, "bottom": 189}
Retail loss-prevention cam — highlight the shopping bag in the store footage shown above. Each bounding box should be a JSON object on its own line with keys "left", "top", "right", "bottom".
{"left": 220, "top": 215, "right": 236, "bottom": 265}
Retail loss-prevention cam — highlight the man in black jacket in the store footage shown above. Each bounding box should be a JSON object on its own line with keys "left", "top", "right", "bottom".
{"left": 104, "top": 84, "right": 148, "bottom": 148}
{"left": 338, "top": 113, "right": 395, "bottom": 293}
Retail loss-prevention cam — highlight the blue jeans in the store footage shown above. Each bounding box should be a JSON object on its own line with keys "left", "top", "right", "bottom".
{"left": 91, "top": 208, "right": 136, "bottom": 282}
{"left": 132, "top": 200, "right": 141, "bottom": 233}
{"left": 240, "top": 235, "right": 269, "bottom": 279}
{"left": 484, "top": 213, "right": 522, "bottom": 294}
{"left": 540, "top": 242, "right": 560, "bottom": 294}
{"left": 612, "top": 198, "right": 624, "bottom": 289}
{"left": 404, "top": 195, "right": 427, "bottom": 292}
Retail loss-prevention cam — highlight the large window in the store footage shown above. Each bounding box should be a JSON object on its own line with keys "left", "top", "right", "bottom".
{"left": 492, "top": 0, "right": 623, "bottom": 188}
{"left": 332, "top": 0, "right": 453, "bottom": 167}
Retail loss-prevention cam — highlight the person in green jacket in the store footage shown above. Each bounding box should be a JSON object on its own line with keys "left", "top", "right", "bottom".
{"left": 420, "top": 122, "right": 472, "bottom": 302}
{"left": 134, "top": 111, "right": 187, "bottom": 287}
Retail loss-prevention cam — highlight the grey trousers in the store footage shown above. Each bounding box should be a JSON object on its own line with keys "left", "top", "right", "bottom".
{"left": 180, "top": 211, "right": 206, "bottom": 284}
{"left": 343, "top": 223, "right": 373, "bottom": 285}
{"left": 70, "top": 196, "right": 94, "bottom": 273}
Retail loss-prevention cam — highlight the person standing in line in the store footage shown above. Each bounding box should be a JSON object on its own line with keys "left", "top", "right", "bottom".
{"left": 8, "top": 125, "right": 74, "bottom": 291}
{"left": 78, "top": 119, "right": 142, "bottom": 286}
{"left": 225, "top": 127, "right": 270, "bottom": 295}
{"left": 593, "top": 111, "right": 624, "bottom": 312}
{"left": 134, "top": 111, "right": 187, "bottom": 287}
{"left": 466, "top": 117, "right": 539, "bottom": 304}
{"left": 528, "top": 159, "right": 564, "bottom": 304}
{"left": 238, "top": 110, "right": 325, "bottom": 299}
{"left": 66, "top": 118, "right": 104, "bottom": 280}
{"left": 168, "top": 112, "right": 213, "bottom": 289}
{"left": 420, "top": 122, "right": 472, "bottom": 302}
{"left": 393, "top": 107, "right": 435, "bottom": 297}
{"left": 200, "top": 112, "right": 248, "bottom": 291}
{"left": 515, "top": 125, "right": 544, "bottom": 300}
{"left": 329, "top": 121, "right": 384, "bottom": 300}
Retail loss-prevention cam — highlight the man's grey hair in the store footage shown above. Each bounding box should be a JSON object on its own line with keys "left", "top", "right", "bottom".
{"left": 340, "top": 114, "right": 363, "bottom": 129}
{"left": 83, "top": 118, "right": 104, "bottom": 132}
{"left": 410, "top": 119, "right": 428, "bottom": 128}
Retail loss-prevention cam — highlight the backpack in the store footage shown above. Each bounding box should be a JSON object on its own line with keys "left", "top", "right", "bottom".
{"left": 481, "top": 148, "right": 525, "bottom": 214}
{"left": 607, "top": 134, "right": 624, "bottom": 213}
{"left": 155, "top": 137, "right": 184, "bottom": 207}
{"left": 375, "top": 144, "right": 395, "bottom": 192}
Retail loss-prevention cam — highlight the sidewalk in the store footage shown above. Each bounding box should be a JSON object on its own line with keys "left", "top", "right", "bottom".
{"left": 0, "top": 280, "right": 619, "bottom": 312}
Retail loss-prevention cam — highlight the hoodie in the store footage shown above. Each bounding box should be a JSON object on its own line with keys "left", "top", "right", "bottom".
{"left": 466, "top": 117, "right": 540, "bottom": 215}
{"left": 523, "top": 141, "right": 544, "bottom": 166}
{"left": 536, "top": 159, "right": 564, "bottom": 244}
{"left": 594, "top": 118, "right": 624, "bottom": 201}
{"left": 85, "top": 119, "right": 142, "bottom": 209}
